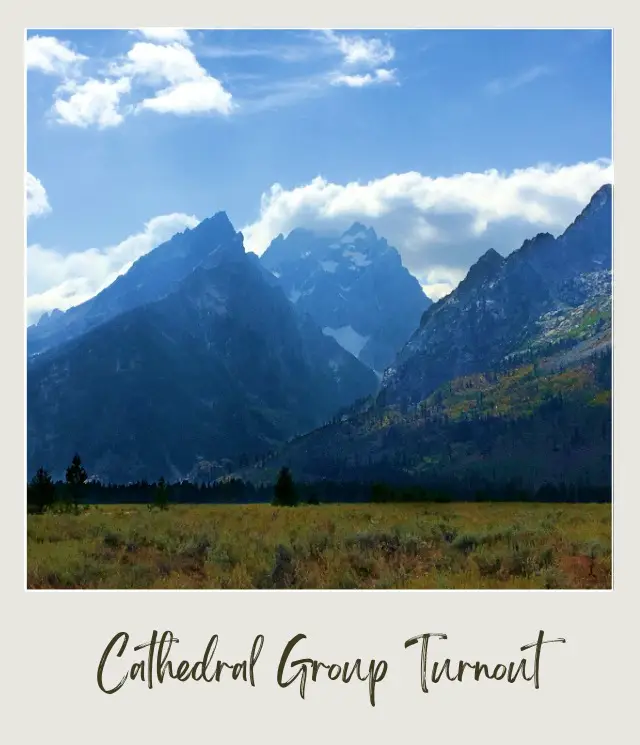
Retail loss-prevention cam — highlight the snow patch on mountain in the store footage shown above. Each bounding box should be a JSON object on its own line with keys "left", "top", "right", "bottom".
{"left": 320, "top": 260, "right": 338, "bottom": 273}
{"left": 343, "top": 250, "right": 371, "bottom": 267}
{"left": 340, "top": 231, "right": 367, "bottom": 244}
{"left": 322, "top": 325, "right": 369, "bottom": 359}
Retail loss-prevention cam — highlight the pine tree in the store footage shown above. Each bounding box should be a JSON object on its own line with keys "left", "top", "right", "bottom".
{"left": 153, "top": 477, "right": 170, "bottom": 510}
{"left": 272, "top": 467, "right": 298, "bottom": 507}
{"left": 27, "top": 467, "right": 56, "bottom": 514}
{"left": 65, "top": 453, "right": 88, "bottom": 512}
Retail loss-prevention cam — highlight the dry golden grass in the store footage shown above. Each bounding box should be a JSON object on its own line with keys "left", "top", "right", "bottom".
{"left": 27, "top": 502, "right": 611, "bottom": 590}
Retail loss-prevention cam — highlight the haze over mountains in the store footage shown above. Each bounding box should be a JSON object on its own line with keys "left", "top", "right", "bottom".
{"left": 26, "top": 185, "right": 612, "bottom": 487}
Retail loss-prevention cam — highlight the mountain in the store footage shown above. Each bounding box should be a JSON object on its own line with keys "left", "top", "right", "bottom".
{"left": 27, "top": 217, "right": 378, "bottom": 482}
{"left": 260, "top": 222, "right": 431, "bottom": 374}
{"left": 28, "top": 212, "right": 241, "bottom": 357}
{"left": 238, "top": 354, "right": 612, "bottom": 491}
{"left": 381, "top": 184, "right": 612, "bottom": 406}
{"left": 239, "top": 185, "right": 612, "bottom": 490}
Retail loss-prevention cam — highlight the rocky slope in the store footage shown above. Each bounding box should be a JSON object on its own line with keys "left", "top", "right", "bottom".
{"left": 28, "top": 212, "right": 242, "bottom": 357}
{"left": 381, "top": 184, "right": 612, "bottom": 406}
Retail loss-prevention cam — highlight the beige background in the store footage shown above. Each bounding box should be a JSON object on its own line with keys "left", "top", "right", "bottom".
{"left": 3, "top": 2, "right": 637, "bottom": 742}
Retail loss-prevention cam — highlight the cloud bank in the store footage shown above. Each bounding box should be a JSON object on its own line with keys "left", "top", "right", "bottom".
{"left": 241, "top": 159, "right": 613, "bottom": 299}
{"left": 27, "top": 159, "right": 612, "bottom": 323}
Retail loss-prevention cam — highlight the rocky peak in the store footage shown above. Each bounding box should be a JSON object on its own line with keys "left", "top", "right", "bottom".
{"left": 458, "top": 247, "right": 505, "bottom": 291}
{"left": 342, "top": 222, "right": 377, "bottom": 241}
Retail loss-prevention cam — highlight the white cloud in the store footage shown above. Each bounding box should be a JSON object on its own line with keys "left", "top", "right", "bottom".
{"left": 27, "top": 212, "right": 199, "bottom": 324}
{"left": 53, "top": 76, "right": 132, "bottom": 128}
{"left": 26, "top": 173, "right": 51, "bottom": 219}
{"left": 115, "top": 42, "right": 203, "bottom": 85}
{"left": 26, "top": 35, "right": 86, "bottom": 77}
{"left": 114, "top": 41, "right": 233, "bottom": 116}
{"left": 136, "top": 28, "right": 192, "bottom": 46}
{"left": 331, "top": 68, "right": 397, "bottom": 88}
{"left": 241, "top": 160, "right": 613, "bottom": 299}
{"left": 138, "top": 77, "right": 233, "bottom": 115}
{"left": 486, "top": 65, "right": 551, "bottom": 96}
{"left": 324, "top": 30, "right": 395, "bottom": 68}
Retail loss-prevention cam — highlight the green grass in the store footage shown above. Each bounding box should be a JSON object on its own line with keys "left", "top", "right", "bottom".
{"left": 27, "top": 502, "right": 611, "bottom": 589}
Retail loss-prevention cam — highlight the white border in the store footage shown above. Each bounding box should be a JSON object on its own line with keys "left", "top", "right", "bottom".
{"left": 4, "top": 4, "right": 638, "bottom": 743}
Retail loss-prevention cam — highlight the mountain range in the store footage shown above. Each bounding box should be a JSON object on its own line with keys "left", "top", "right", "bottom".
{"left": 27, "top": 185, "right": 612, "bottom": 488}
{"left": 238, "top": 185, "right": 612, "bottom": 490}
{"left": 27, "top": 214, "right": 419, "bottom": 482}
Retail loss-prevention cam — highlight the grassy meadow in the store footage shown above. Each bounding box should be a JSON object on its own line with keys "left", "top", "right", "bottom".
{"left": 27, "top": 502, "right": 611, "bottom": 589}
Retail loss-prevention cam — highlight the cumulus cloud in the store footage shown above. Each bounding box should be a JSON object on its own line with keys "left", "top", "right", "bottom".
{"left": 241, "top": 160, "right": 613, "bottom": 299}
{"left": 30, "top": 34, "right": 232, "bottom": 127}
{"left": 138, "top": 77, "right": 233, "bottom": 115}
{"left": 323, "top": 30, "right": 395, "bottom": 68}
{"left": 27, "top": 212, "right": 199, "bottom": 324}
{"left": 113, "top": 41, "right": 234, "bottom": 116}
{"left": 331, "top": 68, "right": 397, "bottom": 88}
{"left": 136, "top": 28, "right": 192, "bottom": 46}
{"left": 26, "top": 173, "right": 51, "bottom": 219}
{"left": 26, "top": 35, "right": 86, "bottom": 77}
{"left": 53, "top": 77, "right": 132, "bottom": 128}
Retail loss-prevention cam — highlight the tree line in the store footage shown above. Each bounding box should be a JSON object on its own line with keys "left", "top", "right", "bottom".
{"left": 27, "top": 455, "right": 610, "bottom": 513}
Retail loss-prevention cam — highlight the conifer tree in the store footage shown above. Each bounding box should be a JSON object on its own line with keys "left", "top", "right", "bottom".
{"left": 272, "top": 467, "right": 298, "bottom": 507}
{"left": 65, "top": 453, "right": 87, "bottom": 512}
{"left": 27, "top": 467, "right": 56, "bottom": 514}
{"left": 154, "top": 477, "right": 170, "bottom": 510}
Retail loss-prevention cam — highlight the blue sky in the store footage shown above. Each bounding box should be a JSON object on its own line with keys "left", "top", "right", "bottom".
{"left": 26, "top": 28, "right": 612, "bottom": 322}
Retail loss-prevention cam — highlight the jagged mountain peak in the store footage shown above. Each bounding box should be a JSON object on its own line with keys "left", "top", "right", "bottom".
{"left": 477, "top": 247, "right": 504, "bottom": 265}
{"left": 342, "top": 222, "right": 377, "bottom": 241}
{"left": 199, "top": 209, "right": 234, "bottom": 229}
{"left": 383, "top": 187, "right": 612, "bottom": 407}
{"left": 260, "top": 223, "right": 431, "bottom": 372}
{"left": 28, "top": 209, "right": 246, "bottom": 356}
{"left": 561, "top": 182, "right": 612, "bottom": 236}
{"left": 588, "top": 182, "right": 612, "bottom": 207}
{"left": 458, "top": 246, "right": 505, "bottom": 291}
{"left": 518, "top": 231, "right": 555, "bottom": 252}
{"left": 28, "top": 235, "right": 378, "bottom": 482}
{"left": 180, "top": 210, "right": 244, "bottom": 257}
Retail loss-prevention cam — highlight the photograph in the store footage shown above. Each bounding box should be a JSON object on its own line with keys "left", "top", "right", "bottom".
{"left": 25, "top": 27, "right": 612, "bottom": 590}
